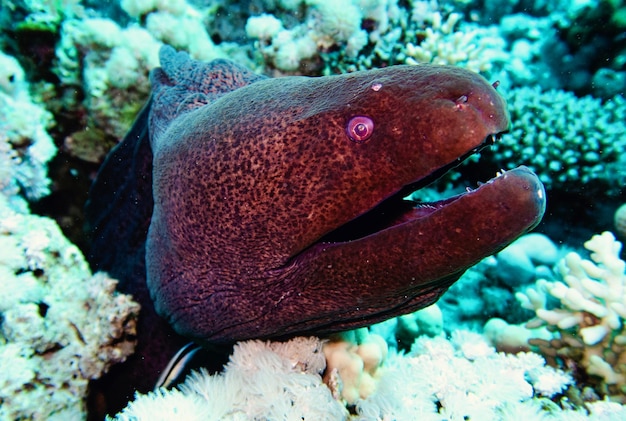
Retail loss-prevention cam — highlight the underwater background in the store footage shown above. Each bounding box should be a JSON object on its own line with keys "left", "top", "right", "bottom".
{"left": 0, "top": 0, "right": 625, "bottom": 419}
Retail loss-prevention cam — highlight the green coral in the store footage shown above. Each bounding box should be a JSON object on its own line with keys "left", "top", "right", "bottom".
{"left": 491, "top": 87, "right": 626, "bottom": 195}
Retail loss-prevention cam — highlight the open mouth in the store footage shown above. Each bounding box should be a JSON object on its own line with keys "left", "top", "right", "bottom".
{"left": 319, "top": 133, "right": 503, "bottom": 244}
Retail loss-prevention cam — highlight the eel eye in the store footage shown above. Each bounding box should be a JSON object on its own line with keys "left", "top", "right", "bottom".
{"left": 346, "top": 116, "right": 374, "bottom": 143}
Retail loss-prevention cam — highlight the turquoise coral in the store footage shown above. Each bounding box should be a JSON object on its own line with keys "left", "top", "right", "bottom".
{"left": 492, "top": 87, "right": 626, "bottom": 195}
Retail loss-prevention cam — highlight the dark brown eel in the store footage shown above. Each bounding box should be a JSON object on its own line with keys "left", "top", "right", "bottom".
{"left": 85, "top": 46, "right": 545, "bottom": 413}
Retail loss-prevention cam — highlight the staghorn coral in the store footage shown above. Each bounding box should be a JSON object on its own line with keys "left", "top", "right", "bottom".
{"left": 516, "top": 231, "right": 626, "bottom": 401}
{"left": 403, "top": 10, "right": 508, "bottom": 74}
{"left": 0, "top": 194, "right": 139, "bottom": 420}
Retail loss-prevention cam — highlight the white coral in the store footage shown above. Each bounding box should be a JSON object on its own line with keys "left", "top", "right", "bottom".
{"left": 113, "top": 337, "right": 348, "bottom": 421}
{"left": 0, "top": 52, "right": 57, "bottom": 206}
{"left": 517, "top": 232, "right": 626, "bottom": 346}
{"left": 516, "top": 231, "right": 626, "bottom": 399}
{"left": 0, "top": 196, "right": 139, "bottom": 420}
{"left": 404, "top": 11, "right": 508, "bottom": 73}
{"left": 357, "top": 333, "right": 572, "bottom": 420}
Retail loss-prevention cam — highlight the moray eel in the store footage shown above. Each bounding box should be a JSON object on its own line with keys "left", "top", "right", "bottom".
{"left": 86, "top": 46, "right": 544, "bottom": 405}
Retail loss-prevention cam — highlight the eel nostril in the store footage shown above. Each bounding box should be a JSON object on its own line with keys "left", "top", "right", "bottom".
{"left": 455, "top": 95, "right": 468, "bottom": 105}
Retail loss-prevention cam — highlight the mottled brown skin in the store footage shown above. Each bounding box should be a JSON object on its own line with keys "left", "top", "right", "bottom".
{"left": 144, "top": 47, "right": 545, "bottom": 342}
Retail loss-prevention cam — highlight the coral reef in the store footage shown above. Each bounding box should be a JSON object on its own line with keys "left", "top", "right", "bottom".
{"left": 244, "top": 0, "right": 509, "bottom": 75}
{"left": 322, "top": 328, "right": 388, "bottom": 404}
{"left": 403, "top": 10, "right": 507, "bottom": 74}
{"left": 1, "top": 0, "right": 624, "bottom": 418}
{"left": 438, "top": 233, "right": 561, "bottom": 331}
{"left": 616, "top": 204, "right": 626, "bottom": 241}
{"left": 517, "top": 232, "right": 626, "bottom": 401}
{"left": 0, "top": 51, "right": 57, "bottom": 211}
{"left": 358, "top": 332, "right": 575, "bottom": 420}
{"left": 112, "top": 332, "right": 614, "bottom": 420}
{"left": 370, "top": 303, "right": 445, "bottom": 351}
{"left": 54, "top": 0, "right": 232, "bottom": 156}
{"left": 490, "top": 87, "right": 626, "bottom": 195}
{"left": 112, "top": 337, "right": 347, "bottom": 421}
{"left": 245, "top": 0, "right": 372, "bottom": 73}
{"left": 551, "top": 0, "right": 626, "bottom": 96}
{"left": 0, "top": 194, "right": 139, "bottom": 419}
{"left": 55, "top": 16, "right": 161, "bottom": 142}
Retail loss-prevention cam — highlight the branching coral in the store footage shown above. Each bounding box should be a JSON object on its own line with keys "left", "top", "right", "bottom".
{"left": 357, "top": 332, "right": 574, "bottom": 420}
{"left": 516, "top": 232, "right": 626, "bottom": 401}
{"left": 0, "top": 195, "right": 140, "bottom": 420}
{"left": 404, "top": 10, "right": 508, "bottom": 74}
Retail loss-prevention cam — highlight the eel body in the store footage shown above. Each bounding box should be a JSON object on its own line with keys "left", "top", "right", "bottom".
{"left": 86, "top": 46, "right": 545, "bottom": 405}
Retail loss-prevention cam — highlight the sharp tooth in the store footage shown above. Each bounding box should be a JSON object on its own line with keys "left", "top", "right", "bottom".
{"left": 466, "top": 186, "right": 473, "bottom": 192}
{"left": 486, "top": 133, "right": 503, "bottom": 145}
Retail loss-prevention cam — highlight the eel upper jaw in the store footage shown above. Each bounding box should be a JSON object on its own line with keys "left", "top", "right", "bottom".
{"left": 318, "top": 132, "right": 504, "bottom": 245}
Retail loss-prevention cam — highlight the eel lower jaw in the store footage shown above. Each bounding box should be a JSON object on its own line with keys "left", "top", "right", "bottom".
{"left": 389, "top": 169, "right": 521, "bottom": 225}
{"left": 319, "top": 165, "right": 543, "bottom": 246}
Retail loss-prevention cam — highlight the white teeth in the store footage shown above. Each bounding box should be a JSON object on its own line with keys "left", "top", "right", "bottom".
{"left": 466, "top": 186, "right": 473, "bottom": 192}
{"left": 486, "top": 134, "right": 498, "bottom": 145}
{"left": 496, "top": 168, "right": 507, "bottom": 177}
{"left": 486, "top": 133, "right": 503, "bottom": 145}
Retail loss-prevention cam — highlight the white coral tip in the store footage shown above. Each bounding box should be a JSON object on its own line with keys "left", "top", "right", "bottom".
{"left": 580, "top": 324, "right": 609, "bottom": 345}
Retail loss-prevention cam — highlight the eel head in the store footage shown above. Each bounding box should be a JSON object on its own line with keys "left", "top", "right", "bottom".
{"left": 146, "top": 55, "right": 545, "bottom": 342}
